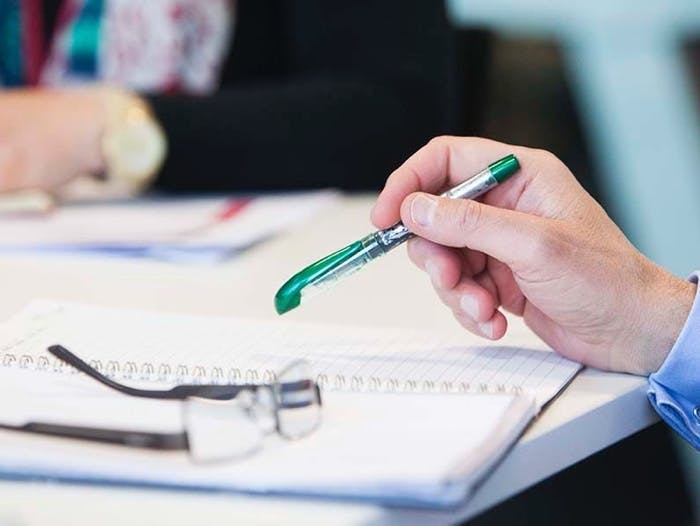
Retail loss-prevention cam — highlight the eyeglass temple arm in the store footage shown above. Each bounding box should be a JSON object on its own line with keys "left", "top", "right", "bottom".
{"left": 48, "top": 345, "right": 177, "bottom": 398}
{"left": 0, "top": 422, "right": 188, "bottom": 450}
{"left": 47, "top": 345, "right": 249, "bottom": 400}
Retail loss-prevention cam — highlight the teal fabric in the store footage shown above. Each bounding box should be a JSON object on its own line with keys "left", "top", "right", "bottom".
{"left": 67, "top": 0, "right": 104, "bottom": 77}
{"left": 0, "top": 0, "right": 25, "bottom": 86}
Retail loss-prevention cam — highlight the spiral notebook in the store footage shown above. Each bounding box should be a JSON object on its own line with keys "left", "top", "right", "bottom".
{"left": 0, "top": 301, "right": 581, "bottom": 508}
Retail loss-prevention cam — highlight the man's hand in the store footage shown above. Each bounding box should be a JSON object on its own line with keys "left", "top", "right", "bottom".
{"left": 0, "top": 88, "right": 106, "bottom": 193}
{"left": 372, "top": 136, "right": 696, "bottom": 375}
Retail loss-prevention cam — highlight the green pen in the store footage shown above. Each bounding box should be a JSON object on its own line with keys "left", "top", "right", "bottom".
{"left": 275, "top": 154, "right": 521, "bottom": 314}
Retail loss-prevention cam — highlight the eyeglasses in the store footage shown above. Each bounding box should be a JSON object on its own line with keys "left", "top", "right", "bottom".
{"left": 0, "top": 345, "right": 322, "bottom": 463}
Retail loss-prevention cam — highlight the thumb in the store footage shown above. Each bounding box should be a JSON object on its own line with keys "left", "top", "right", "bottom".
{"left": 400, "top": 192, "right": 552, "bottom": 267}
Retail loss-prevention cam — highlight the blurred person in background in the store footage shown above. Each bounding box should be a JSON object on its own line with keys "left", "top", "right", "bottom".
{"left": 0, "top": 0, "right": 488, "bottom": 197}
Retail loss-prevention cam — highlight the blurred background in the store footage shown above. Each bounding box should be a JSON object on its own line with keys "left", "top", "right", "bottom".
{"left": 1, "top": 0, "right": 699, "bottom": 524}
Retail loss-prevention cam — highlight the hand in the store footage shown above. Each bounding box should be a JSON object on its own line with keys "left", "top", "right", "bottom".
{"left": 0, "top": 88, "right": 106, "bottom": 193}
{"left": 372, "top": 136, "right": 696, "bottom": 375}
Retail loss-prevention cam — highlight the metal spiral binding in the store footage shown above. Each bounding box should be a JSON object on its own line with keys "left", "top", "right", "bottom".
{"left": 314, "top": 371, "right": 525, "bottom": 396}
{"left": 158, "top": 363, "right": 171, "bottom": 382}
{"left": 333, "top": 374, "right": 346, "bottom": 390}
{"left": 140, "top": 362, "right": 154, "bottom": 381}
{"left": 106, "top": 360, "right": 120, "bottom": 378}
{"left": 316, "top": 374, "right": 328, "bottom": 389}
{"left": 175, "top": 365, "right": 189, "bottom": 383}
{"left": 0, "top": 352, "right": 266, "bottom": 387}
{"left": 211, "top": 367, "right": 224, "bottom": 384}
{"left": 262, "top": 369, "right": 276, "bottom": 384}
{"left": 19, "top": 355, "right": 33, "bottom": 369}
{"left": 2, "top": 354, "right": 16, "bottom": 367}
{"left": 0, "top": 352, "right": 527, "bottom": 395}
{"left": 123, "top": 361, "right": 137, "bottom": 380}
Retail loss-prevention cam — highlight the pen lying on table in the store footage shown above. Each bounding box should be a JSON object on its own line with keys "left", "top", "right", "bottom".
{"left": 274, "top": 154, "right": 521, "bottom": 314}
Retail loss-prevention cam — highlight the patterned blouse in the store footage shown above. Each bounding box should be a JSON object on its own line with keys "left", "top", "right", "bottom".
{"left": 0, "top": 0, "right": 234, "bottom": 94}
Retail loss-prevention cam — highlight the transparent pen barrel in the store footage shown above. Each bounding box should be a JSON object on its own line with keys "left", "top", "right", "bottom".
{"left": 300, "top": 234, "right": 385, "bottom": 300}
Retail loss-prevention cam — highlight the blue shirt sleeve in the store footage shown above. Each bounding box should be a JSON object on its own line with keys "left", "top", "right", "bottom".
{"left": 648, "top": 272, "right": 700, "bottom": 449}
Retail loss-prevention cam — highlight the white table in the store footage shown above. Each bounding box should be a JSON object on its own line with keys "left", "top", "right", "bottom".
{"left": 0, "top": 196, "right": 656, "bottom": 525}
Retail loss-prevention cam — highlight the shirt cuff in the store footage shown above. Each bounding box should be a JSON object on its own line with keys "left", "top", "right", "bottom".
{"left": 648, "top": 272, "right": 700, "bottom": 449}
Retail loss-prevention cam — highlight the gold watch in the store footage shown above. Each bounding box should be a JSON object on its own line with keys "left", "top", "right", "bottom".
{"left": 99, "top": 87, "right": 167, "bottom": 193}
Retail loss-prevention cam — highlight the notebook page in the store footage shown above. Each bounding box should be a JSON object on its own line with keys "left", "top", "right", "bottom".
{"left": 0, "top": 366, "right": 536, "bottom": 508}
{"left": 0, "top": 301, "right": 581, "bottom": 407}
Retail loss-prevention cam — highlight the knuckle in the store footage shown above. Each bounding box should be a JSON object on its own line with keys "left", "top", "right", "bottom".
{"left": 449, "top": 199, "right": 482, "bottom": 234}
{"left": 531, "top": 148, "right": 562, "bottom": 168}
{"left": 427, "top": 135, "right": 450, "bottom": 148}
{"left": 383, "top": 168, "right": 401, "bottom": 187}
{"left": 529, "top": 148, "right": 575, "bottom": 186}
{"left": 426, "top": 135, "right": 458, "bottom": 153}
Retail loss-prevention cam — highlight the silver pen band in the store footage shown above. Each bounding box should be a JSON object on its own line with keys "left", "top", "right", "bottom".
{"left": 373, "top": 167, "right": 499, "bottom": 251}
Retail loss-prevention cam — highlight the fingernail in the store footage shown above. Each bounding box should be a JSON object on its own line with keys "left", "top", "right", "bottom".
{"left": 478, "top": 320, "right": 494, "bottom": 339}
{"left": 460, "top": 294, "right": 479, "bottom": 319}
{"left": 425, "top": 260, "right": 442, "bottom": 288}
{"left": 410, "top": 194, "right": 437, "bottom": 227}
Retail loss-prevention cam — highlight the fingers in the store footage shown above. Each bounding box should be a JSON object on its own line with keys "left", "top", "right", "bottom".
{"left": 407, "top": 237, "right": 463, "bottom": 290}
{"left": 454, "top": 309, "right": 508, "bottom": 340}
{"left": 406, "top": 238, "right": 506, "bottom": 340}
{"left": 401, "top": 192, "right": 550, "bottom": 269}
{"left": 484, "top": 258, "right": 527, "bottom": 316}
{"left": 435, "top": 277, "right": 500, "bottom": 325}
{"left": 372, "top": 136, "right": 530, "bottom": 228}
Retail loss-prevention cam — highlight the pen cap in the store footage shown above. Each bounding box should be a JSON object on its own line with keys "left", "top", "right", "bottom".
{"left": 489, "top": 154, "right": 520, "bottom": 183}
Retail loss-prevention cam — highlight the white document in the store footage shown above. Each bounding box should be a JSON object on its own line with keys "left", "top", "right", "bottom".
{"left": 0, "top": 302, "right": 582, "bottom": 508}
{"left": 0, "top": 368, "right": 534, "bottom": 508}
{"left": 0, "top": 191, "right": 337, "bottom": 263}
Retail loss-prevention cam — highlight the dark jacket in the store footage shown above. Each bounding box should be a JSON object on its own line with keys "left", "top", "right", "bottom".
{"left": 44, "top": 0, "right": 489, "bottom": 192}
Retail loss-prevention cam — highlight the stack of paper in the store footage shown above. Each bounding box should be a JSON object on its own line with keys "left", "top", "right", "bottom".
{"left": 0, "top": 301, "right": 581, "bottom": 508}
{"left": 0, "top": 191, "right": 337, "bottom": 263}
{"left": 0, "top": 367, "right": 534, "bottom": 508}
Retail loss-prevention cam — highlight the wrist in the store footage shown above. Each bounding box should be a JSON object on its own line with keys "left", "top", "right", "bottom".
{"left": 56, "top": 89, "right": 108, "bottom": 177}
{"left": 636, "top": 265, "right": 696, "bottom": 375}
{"left": 99, "top": 86, "right": 166, "bottom": 192}
{"left": 67, "top": 86, "right": 166, "bottom": 195}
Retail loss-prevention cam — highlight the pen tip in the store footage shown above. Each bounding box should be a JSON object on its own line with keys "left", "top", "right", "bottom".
{"left": 274, "top": 240, "right": 365, "bottom": 315}
{"left": 274, "top": 288, "right": 301, "bottom": 315}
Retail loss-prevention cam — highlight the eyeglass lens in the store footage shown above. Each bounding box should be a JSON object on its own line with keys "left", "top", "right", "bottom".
{"left": 183, "top": 396, "right": 263, "bottom": 463}
{"left": 275, "top": 361, "right": 321, "bottom": 440}
{"left": 183, "top": 360, "right": 321, "bottom": 462}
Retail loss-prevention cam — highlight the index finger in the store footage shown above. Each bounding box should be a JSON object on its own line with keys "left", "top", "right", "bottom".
{"left": 371, "top": 136, "right": 525, "bottom": 228}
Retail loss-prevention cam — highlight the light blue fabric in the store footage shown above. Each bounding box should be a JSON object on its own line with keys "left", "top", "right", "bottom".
{"left": 648, "top": 272, "right": 700, "bottom": 449}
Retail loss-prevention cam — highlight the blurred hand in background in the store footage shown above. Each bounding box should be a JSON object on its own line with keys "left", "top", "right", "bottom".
{"left": 0, "top": 89, "right": 105, "bottom": 193}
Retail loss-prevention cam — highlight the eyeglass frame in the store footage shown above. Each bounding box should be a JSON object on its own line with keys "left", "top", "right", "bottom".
{"left": 0, "top": 345, "right": 322, "bottom": 460}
